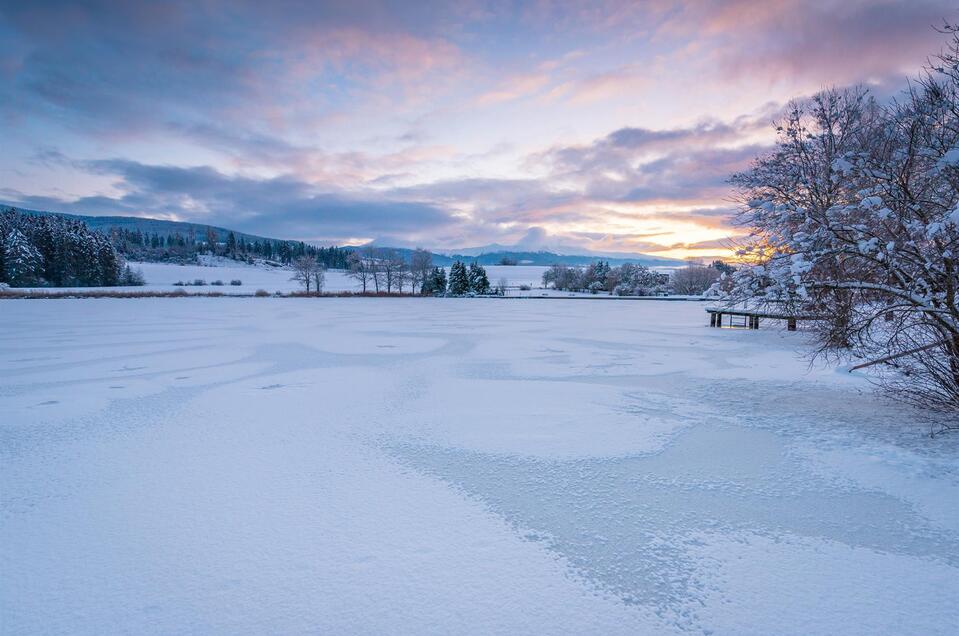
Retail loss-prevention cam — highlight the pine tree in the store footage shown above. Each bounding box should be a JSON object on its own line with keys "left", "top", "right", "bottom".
{"left": 468, "top": 262, "right": 490, "bottom": 294}
{"left": 2, "top": 228, "right": 43, "bottom": 286}
{"left": 422, "top": 266, "right": 447, "bottom": 295}
{"left": 447, "top": 261, "right": 469, "bottom": 295}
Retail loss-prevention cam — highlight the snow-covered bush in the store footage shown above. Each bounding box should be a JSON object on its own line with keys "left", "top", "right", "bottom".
{"left": 543, "top": 261, "right": 670, "bottom": 295}
{"left": 120, "top": 266, "right": 145, "bottom": 286}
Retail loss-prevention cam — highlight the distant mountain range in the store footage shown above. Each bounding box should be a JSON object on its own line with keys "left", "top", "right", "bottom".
{"left": 2, "top": 204, "right": 686, "bottom": 267}
{"left": 437, "top": 250, "right": 684, "bottom": 267}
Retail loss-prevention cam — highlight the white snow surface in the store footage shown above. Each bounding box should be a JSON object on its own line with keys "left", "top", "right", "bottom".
{"left": 18, "top": 260, "right": 554, "bottom": 294}
{"left": 1, "top": 298, "right": 957, "bottom": 634}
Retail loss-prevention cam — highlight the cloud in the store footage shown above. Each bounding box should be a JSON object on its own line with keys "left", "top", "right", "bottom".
{"left": 4, "top": 158, "right": 457, "bottom": 242}
{"left": 539, "top": 112, "right": 776, "bottom": 206}
{"left": 2, "top": 0, "right": 953, "bottom": 257}
{"left": 670, "top": 0, "right": 957, "bottom": 85}
{"left": 476, "top": 73, "right": 551, "bottom": 105}
{"left": 0, "top": 0, "right": 468, "bottom": 145}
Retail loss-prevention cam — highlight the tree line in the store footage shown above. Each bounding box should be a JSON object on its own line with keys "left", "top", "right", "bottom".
{"left": 0, "top": 209, "right": 142, "bottom": 287}
{"left": 344, "top": 247, "right": 492, "bottom": 295}
{"left": 289, "top": 246, "right": 493, "bottom": 296}
{"left": 723, "top": 23, "right": 959, "bottom": 415}
{"left": 542, "top": 260, "right": 732, "bottom": 295}
{"left": 111, "top": 226, "right": 350, "bottom": 268}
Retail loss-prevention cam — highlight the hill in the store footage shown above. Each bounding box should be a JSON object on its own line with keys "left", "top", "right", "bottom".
{"left": 2, "top": 204, "right": 686, "bottom": 267}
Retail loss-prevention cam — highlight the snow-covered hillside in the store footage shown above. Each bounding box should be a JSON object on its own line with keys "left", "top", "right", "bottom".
{"left": 2, "top": 299, "right": 956, "bottom": 634}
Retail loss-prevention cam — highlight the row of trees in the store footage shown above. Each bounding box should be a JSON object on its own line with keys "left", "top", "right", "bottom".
{"left": 0, "top": 209, "right": 141, "bottom": 287}
{"left": 723, "top": 24, "right": 959, "bottom": 413}
{"left": 446, "top": 261, "right": 491, "bottom": 295}
{"left": 345, "top": 247, "right": 493, "bottom": 294}
{"left": 345, "top": 247, "right": 426, "bottom": 293}
{"left": 290, "top": 246, "right": 494, "bottom": 296}
{"left": 111, "top": 226, "right": 350, "bottom": 268}
{"left": 542, "top": 261, "right": 730, "bottom": 295}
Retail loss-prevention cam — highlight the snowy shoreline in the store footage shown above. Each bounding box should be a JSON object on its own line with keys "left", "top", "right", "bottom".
{"left": 4, "top": 260, "right": 709, "bottom": 300}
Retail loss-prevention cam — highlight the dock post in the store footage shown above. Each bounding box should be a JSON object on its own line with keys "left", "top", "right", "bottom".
{"left": 787, "top": 317, "right": 797, "bottom": 331}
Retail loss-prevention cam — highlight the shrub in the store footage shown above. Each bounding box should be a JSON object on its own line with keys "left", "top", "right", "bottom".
{"left": 120, "top": 266, "right": 146, "bottom": 286}
{"left": 230, "top": 279, "right": 242, "bottom": 286}
{"left": 254, "top": 289, "right": 270, "bottom": 297}
{"left": 193, "top": 279, "right": 207, "bottom": 286}
{"left": 211, "top": 279, "right": 224, "bottom": 286}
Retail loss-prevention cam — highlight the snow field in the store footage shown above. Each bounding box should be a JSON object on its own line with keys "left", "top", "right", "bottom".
{"left": 1, "top": 298, "right": 957, "bottom": 634}
{"left": 16, "top": 261, "right": 554, "bottom": 295}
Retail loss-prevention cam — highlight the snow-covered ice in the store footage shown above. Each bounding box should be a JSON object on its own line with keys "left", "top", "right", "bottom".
{"left": 1, "top": 298, "right": 957, "bottom": 634}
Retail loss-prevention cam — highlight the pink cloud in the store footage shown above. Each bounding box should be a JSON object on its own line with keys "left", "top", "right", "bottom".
{"left": 476, "top": 73, "right": 551, "bottom": 105}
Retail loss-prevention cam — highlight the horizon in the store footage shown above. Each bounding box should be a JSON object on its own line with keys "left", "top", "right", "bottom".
{"left": 1, "top": 1, "right": 956, "bottom": 260}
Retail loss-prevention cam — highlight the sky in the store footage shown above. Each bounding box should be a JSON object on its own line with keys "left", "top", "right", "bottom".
{"left": 1, "top": 1, "right": 956, "bottom": 259}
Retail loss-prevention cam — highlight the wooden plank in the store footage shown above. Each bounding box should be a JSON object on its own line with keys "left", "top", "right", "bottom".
{"left": 705, "top": 308, "right": 825, "bottom": 321}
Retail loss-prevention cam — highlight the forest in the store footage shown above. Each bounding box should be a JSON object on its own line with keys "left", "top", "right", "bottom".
{"left": 0, "top": 209, "right": 141, "bottom": 287}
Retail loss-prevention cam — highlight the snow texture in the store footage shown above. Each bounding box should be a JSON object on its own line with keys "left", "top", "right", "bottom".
{"left": 1, "top": 299, "right": 957, "bottom": 634}
{"left": 18, "top": 260, "right": 555, "bottom": 295}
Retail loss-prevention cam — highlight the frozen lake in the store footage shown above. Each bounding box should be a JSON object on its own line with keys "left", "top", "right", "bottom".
{"left": 2, "top": 298, "right": 957, "bottom": 634}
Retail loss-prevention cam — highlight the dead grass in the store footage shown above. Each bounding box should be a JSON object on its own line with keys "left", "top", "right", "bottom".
{"left": 0, "top": 289, "right": 424, "bottom": 300}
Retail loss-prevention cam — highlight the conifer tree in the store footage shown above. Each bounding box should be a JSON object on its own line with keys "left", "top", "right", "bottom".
{"left": 2, "top": 228, "right": 43, "bottom": 286}
{"left": 422, "top": 266, "right": 447, "bottom": 295}
{"left": 447, "top": 261, "right": 469, "bottom": 295}
{"left": 468, "top": 262, "right": 490, "bottom": 294}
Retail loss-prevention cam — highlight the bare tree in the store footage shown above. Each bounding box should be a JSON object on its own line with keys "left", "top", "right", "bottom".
{"left": 409, "top": 248, "right": 432, "bottom": 294}
{"left": 380, "top": 250, "right": 407, "bottom": 293}
{"left": 361, "top": 246, "right": 383, "bottom": 293}
{"left": 290, "top": 255, "right": 319, "bottom": 293}
{"left": 312, "top": 264, "right": 326, "bottom": 294}
{"left": 671, "top": 266, "right": 720, "bottom": 295}
{"left": 347, "top": 251, "right": 372, "bottom": 293}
